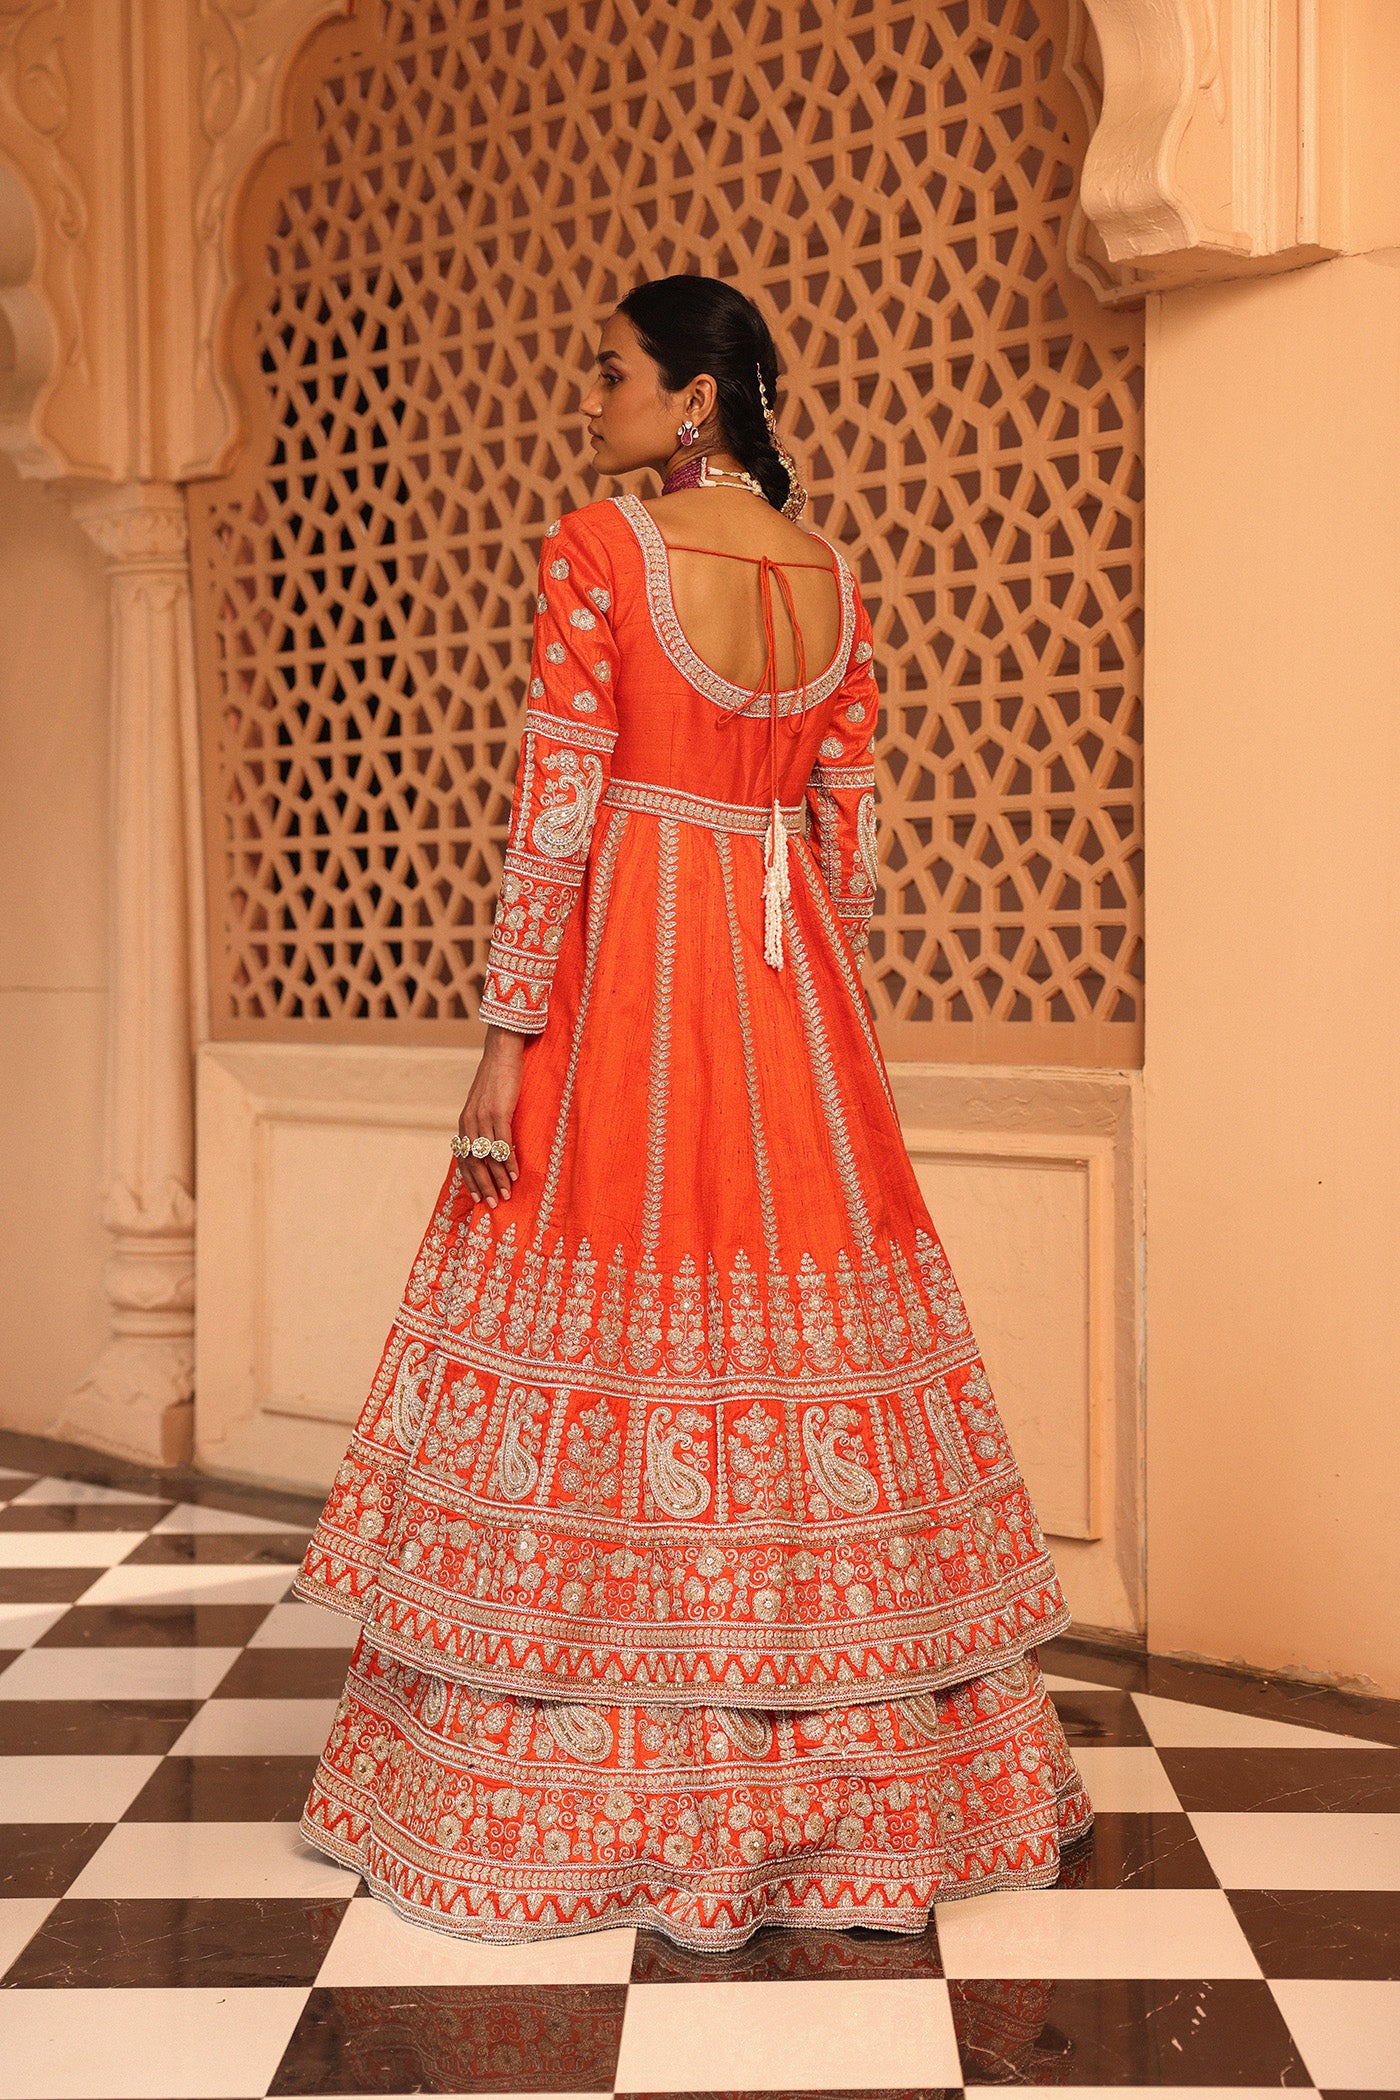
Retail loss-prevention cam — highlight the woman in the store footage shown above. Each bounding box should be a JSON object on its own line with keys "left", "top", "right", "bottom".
{"left": 295, "top": 275, "right": 1092, "bottom": 1948}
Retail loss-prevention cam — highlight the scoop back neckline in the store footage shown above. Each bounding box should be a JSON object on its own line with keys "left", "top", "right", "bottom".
{"left": 611, "top": 491, "right": 853, "bottom": 711}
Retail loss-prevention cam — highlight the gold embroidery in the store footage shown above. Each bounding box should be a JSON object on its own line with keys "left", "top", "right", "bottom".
{"left": 641, "top": 818, "right": 680, "bottom": 1257}
{"left": 531, "top": 812, "right": 626, "bottom": 1239}
{"left": 644, "top": 1405, "right": 713, "bottom": 1520}
{"left": 390, "top": 1341, "right": 433, "bottom": 1452}
{"left": 529, "top": 749, "right": 605, "bottom": 860}
{"left": 785, "top": 903, "right": 873, "bottom": 1257}
{"left": 801, "top": 1402, "right": 881, "bottom": 1516}
{"left": 491, "top": 1385, "right": 549, "bottom": 1502}
{"left": 715, "top": 832, "right": 780, "bottom": 1267}
{"left": 856, "top": 790, "right": 879, "bottom": 893}
{"left": 604, "top": 777, "right": 808, "bottom": 836}
{"left": 545, "top": 1703, "right": 614, "bottom": 1762}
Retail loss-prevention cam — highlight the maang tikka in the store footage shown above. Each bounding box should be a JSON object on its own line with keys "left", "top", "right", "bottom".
{"left": 756, "top": 362, "right": 808, "bottom": 521}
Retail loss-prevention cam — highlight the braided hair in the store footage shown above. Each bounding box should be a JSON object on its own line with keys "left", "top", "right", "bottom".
{"left": 617, "top": 275, "right": 795, "bottom": 514}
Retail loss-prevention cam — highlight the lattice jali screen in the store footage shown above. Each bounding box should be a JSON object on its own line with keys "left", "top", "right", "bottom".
{"left": 189, "top": 0, "right": 1144, "bottom": 1063}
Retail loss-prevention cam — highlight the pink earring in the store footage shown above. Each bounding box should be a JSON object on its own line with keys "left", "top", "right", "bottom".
{"left": 677, "top": 419, "right": 699, "bottom": 446}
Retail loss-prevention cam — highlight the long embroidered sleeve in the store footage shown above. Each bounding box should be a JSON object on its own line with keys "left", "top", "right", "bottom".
{"left": 805, "top": 585, "right": 880, "bottom": 958}
{"left": 479, "top": 512, "right": 621, "bottom": 1034}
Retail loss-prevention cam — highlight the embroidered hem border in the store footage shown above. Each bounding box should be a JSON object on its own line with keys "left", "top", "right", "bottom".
{"left": 295, "top": 1635, "right": 1093, "bottom": 1951}
{"left": 293, "top": 1547, "right": 1072, "bottom": 1710}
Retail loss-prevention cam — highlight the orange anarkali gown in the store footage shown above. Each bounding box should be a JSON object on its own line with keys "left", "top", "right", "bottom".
{"left": 295, "top": 492, "right": 1092, "bottom": 1947}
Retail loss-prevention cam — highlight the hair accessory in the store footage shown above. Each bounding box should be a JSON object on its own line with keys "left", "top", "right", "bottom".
{"left": 756, "top": 362, "right": 808, "bottom": 521}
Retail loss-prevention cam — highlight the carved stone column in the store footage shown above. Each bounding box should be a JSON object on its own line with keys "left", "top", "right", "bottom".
{"left": 59, "top": 484, "right": 200, "bottom": 1466}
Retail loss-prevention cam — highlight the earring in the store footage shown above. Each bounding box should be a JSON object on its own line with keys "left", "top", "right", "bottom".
{"left": 677, "top": 419, "right": 700, "bottom": 446}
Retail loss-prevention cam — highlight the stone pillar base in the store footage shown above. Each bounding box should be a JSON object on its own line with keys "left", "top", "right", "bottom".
{"left": 58, "top": 1339, "right": 195, "bottom": 1468}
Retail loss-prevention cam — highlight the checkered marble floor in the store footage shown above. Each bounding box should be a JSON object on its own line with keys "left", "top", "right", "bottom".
{"left": 0, "top": 1429, "right": 1396, "bottom": 2098}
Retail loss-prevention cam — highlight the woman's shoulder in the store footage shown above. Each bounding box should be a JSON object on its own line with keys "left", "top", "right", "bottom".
{"left": 543, "top": 496, "right": 631, "bottom": 550}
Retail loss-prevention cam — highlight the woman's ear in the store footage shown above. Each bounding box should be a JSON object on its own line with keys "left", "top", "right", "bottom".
{"left": 686, "top": 371, "right": 720, "bottom": 429}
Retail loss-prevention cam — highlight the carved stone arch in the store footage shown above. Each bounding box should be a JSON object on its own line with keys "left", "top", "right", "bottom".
{"left": 187, "top": 0, "right": 1148, "bottom": 1065}
{"left": 189, "top": 0, "right": 356, "bottom": 479}
{"left": 1067, "top": 0, "right": 1330, "bottom": 295}
{"left": 0, "top": 151, "right": 59, "bottom": 477}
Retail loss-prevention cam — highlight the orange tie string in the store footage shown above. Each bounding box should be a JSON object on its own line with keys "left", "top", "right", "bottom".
{"left": 662, "top": 541, "right": 830, "bottom": 969}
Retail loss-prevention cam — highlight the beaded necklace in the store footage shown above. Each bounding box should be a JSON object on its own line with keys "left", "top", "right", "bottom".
{"left": 660, "top": 452, "right": 765, "bottom": 499}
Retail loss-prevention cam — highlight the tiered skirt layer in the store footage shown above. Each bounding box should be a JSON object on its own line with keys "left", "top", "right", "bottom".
{"left": 300, "top": 1636, "right": 1090, "bottom": 1948}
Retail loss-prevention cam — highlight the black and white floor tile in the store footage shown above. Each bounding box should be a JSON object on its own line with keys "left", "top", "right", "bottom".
{"left": 0, "top": 1427, "right": 1396, "bottom": 2097}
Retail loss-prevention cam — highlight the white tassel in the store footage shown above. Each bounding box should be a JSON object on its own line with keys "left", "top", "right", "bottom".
{"left": 762, "top": 800, "right": 791, "bottom": 969}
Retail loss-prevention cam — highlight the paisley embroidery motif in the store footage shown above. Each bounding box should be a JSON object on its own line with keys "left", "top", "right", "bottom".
{"left": 645, "top": 1405, "right": 712, "bottom": 1519}
{"left": 712, "top": 1707, "right": 774, "bottom": 1758}
{"left": 801, "top": 1402, "right": 880, "bottom": 1516}
{"left": 545, "top": 1703, "right": 614, "bottom": 1763}
{"left": 529, "top": 750, "right": 604, "bottom": 859}
{"left": 389, "top": 1339, "right": 433, "bottom": 1452}
{"left": 855, "top": 790, "right": 879, "bottom": 895}
{"left": 491, "top": 1385, "right": 549, "bottom": 1502}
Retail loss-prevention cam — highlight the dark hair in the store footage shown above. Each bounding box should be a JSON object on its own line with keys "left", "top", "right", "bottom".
{"left": 617, "top": 275, "right": 793, "bottom": 513}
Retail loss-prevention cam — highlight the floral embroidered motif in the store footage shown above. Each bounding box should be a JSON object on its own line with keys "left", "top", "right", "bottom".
{"left": 665, "top": 1255, "right": 705, "bottom": 1377}
{"left": 558, "top": 1399, "right": 621, "bottom": 1509}
{"left": 569, "top": 606, "right": 596, "bottom": 629}
{"left": 727, "top": 1401, "right": 791, "bottom": 1515}
{"left": 549, "top": 557, "right": 570, "bottom": 579}
{"left": 570, "top": 690, "right": 597, "bottom": 712}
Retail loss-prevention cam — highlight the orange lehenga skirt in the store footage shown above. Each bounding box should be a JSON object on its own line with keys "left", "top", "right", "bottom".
{"left": 294, "top": 801, "right": 1092, "bottom": 1949}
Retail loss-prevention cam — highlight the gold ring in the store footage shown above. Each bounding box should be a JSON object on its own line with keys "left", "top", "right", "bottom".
{"left": 449, "top": 1136, "right": 472, "bottom": 1164}
{"left": 470, "top": 1134, "right": 494, "bottom": 1160}
{"left": 489, "top": 1138, "right": 511, "bottom": 1163}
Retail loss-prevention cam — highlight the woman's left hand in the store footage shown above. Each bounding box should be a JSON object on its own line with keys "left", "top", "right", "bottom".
{"left": 455, "top": 1028, "right": 525, "bottom": 1208}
